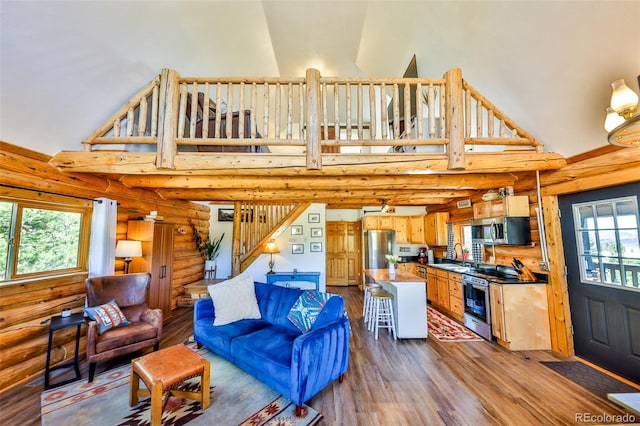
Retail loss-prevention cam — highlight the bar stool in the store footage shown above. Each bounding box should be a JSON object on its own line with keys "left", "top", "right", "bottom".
{"left": 368, "top": 288, "right": 397, "bottom": 340}
{"left": 362, "top": 282, "right": 381, "bottom": 324}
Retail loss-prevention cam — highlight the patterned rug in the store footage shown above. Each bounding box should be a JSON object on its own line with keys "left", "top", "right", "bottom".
{"left": 540, "top": 361, "right": 639, "bottom": 399}
{"left": 427, "top": 306, "right": 483, "bottom": 342}
{"left": 41, "top": 346, "right": 322, "bottom": 426}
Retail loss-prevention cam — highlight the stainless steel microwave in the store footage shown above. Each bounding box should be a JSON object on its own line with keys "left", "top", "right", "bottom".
{"left": 470, "top": 216, "right": 531, "bottom": 245}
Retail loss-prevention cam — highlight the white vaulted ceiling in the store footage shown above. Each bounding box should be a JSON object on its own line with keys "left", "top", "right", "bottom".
{"left": 1, "top": 0, "right": 639, "bottom": 159}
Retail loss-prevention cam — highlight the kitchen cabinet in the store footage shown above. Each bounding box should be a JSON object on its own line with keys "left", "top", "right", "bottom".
{"left": 397, "top": 262, "right": 416, "bottom": 275}
{"left": 393, "top": 217, "right": 409, "bottom": 243}
{"left": 448, "top": 273, "right": 464, "bottom": 321}
{"left": 489, "top": 283, "right": 551, "bottom": 350}
{"left": 362, "top": 215, "right": 378, "bottom": 230}
{"left": 436, "top": 269, "right": 449, "bottom": 310}
{"left": 409, "top": 215, "right": 425, "bottom": 244}
{"left": 128, "top": 221, "right": 174, "bottom": 322}
{"left": 473, "top": 196, "right": 529, "bottom": 219}
{"left": 426, "top": 267, "right": 437, "bottom": 304}
{"left": 424, "top": 212, "right": 449, "bottom": 246}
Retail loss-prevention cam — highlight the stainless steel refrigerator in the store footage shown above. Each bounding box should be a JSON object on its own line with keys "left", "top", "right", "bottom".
{"left": 363, "top": 230, "right": 396, "bottom": 271}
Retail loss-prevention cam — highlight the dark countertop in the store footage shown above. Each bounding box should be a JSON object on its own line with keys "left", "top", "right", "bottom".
{"left": 425, "top": 261, "right": 548, "bottom": 285}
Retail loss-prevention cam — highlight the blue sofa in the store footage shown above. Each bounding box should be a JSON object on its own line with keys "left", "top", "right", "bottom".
{"left": 193, "top": 282, "right": 350, "bottom": 408}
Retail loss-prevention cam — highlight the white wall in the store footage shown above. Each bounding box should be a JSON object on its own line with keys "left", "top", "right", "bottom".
{"left": 209, "top": 203, "right": 327, "bottom": 291}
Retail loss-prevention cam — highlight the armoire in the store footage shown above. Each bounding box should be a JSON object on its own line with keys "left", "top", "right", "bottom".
{"left": 127, "top": 220, "right": 174, "bottom": 322}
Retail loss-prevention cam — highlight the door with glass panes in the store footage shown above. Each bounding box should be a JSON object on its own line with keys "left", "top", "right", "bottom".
{"left": 559, "top": 182, "right": 640, "bottom": 383}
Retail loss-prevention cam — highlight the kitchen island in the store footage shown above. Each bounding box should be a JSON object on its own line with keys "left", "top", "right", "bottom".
{"left": 364, "top": 269, "right": 428, "bottom": 339}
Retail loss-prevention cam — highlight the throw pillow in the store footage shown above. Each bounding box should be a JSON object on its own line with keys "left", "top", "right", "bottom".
{"left": 83, "top": 299, "right": 131, "bottom": 334}
{"left": 208, "top": 272, "right": 261, "bottom": 326}
{"left": 287, "top": 290, "right": 334, "bottom": 333}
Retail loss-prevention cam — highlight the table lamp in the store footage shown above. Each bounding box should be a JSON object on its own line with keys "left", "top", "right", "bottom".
{"left": 263, "top": 240, "right": 279, "bottom": 274}
{"left": 115, "top": 240, "right": 142, "bottom": 274}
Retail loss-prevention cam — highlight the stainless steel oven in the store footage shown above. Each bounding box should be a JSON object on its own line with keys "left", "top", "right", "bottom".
{"left": 462, "top": 274, "right": 492, "bottom": 341}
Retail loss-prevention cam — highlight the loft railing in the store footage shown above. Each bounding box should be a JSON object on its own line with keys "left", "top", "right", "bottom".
{"left": 81, "top": 67, "right": 544, "bottom": 171}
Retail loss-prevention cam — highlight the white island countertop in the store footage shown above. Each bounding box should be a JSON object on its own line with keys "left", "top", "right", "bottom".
{"left": 364, "top": 269, "right": 427, "bottom": 338}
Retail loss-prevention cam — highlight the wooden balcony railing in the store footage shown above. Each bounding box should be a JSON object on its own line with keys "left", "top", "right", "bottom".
{"left": 80, "top": 67, "right": 546, "bottom": 172}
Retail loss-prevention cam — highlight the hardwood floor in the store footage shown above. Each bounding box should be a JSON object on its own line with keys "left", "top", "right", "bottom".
{"left": 0, "top": 286, "right": 634, "bottom": 425}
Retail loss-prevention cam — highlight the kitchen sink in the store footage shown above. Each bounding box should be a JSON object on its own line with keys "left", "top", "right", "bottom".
{"left": 432, "top": 264, "right": 473, "bottom": 273}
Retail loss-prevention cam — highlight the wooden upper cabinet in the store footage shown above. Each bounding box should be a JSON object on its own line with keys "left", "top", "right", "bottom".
{"left": 409, "top": 215, "right": 425, "bottom": 244}
{"left": 362, "top": 216, "right": 378, "bottom": 230}
{"left": 424, "top": 212, "right": 449, "bottom": 246}
{"left": 379, "top": 216, "right": 394, "bottom": 230}
{"left": 473, "top": 196, "right": 529, "bottom": 219}
{"left": 393, "top": 216, "right": 409, "bottom": 243}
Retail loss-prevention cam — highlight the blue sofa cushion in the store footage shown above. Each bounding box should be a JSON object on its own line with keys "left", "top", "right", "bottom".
{"left": 194, "top": 317, "right": 268, "bottom": 359}
{"left": 254, "top": 283, "right": 303, "bottom": 332}
{"left": 287, "top": 291, "right": 335, "bottom": 332}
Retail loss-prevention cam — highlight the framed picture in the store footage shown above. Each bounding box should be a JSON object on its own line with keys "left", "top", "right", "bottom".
{"left": 291, "top": 225, "right": 303, "bottom": 235}
{"left": 308, "top": 213, "right": 320, "bottom": 223}
{"left": 311, "top": 227, "right": 323, "bottom": 237}
{"left": 310, "top": 242, "right": 323, "bottom": 252}
{"left": 292, "top": 243, "right": 304, "bottom": 254}
{"left": 218, "top": 208, "right": 234, "bottom": 222}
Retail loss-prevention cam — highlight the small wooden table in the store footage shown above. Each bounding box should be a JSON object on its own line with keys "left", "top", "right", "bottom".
{"left": 44, "top": 312, "right": 85, "bottom": 389}
{"left": 130, "top": 344, "right": 210, "bottom": 426}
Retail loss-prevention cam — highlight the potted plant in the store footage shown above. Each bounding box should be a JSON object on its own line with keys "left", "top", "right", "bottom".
{"left": 203, "top": 232, "right": 225, "bottom": 272}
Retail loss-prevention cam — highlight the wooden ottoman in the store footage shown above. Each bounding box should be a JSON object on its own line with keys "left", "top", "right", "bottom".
{"left": 130, "top": 344, "right": 210, "bottom": 425}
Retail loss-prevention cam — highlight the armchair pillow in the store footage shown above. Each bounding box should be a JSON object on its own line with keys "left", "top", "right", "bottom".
{"left": 208, "top": 272, "right": 261, "bottom": 326}
{"left": 84, "top": 298, "right": 131, "bottom": 334}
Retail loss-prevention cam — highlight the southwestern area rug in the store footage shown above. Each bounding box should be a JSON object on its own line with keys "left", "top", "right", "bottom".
{"left": 41, "top": 346, "right": 322, "bottom": 426}
{"left": 427, "top": 306, "right": 483, "bottom": 342}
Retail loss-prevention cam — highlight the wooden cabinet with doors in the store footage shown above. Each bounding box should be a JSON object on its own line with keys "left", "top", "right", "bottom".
{"left": 448, "top": 273, "right": 464, "bottom": 321}
{"left": 409, "top": 215, "right": 425, "bottom": 244}
{"left": 424, "top": 212, "right": 449, "bottom": 246}
{"left": 426, "top": 267, "right": 437, "bottom": 304}
{"left": 362, "top": 216, "right": 379, "bottom": 230}
{"left": 489, "top": 283, "right": 551, "bottom": 350}
{"left": 326, "top": 221, "right": 361, "bottom": 287}
{"left": 436, "top": 269, "right": 450, "bottom": 310}
{"left": 393, "top": 216, "right": 409, "bottom": 243}
{"left": 473, "top": 195, "right": 529, "bottom": 219}
{"left": 127, "top": 220, "right": 174, "bottom": 322}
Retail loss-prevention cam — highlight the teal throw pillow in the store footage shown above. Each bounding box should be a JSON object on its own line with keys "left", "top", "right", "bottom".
{"left": 287, "top": 290, "right": 334, "bottom": 333}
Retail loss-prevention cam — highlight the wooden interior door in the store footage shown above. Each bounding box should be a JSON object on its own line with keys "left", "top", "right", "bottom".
{"left": 326, "top": 221, "right": 361, "bottom": 286}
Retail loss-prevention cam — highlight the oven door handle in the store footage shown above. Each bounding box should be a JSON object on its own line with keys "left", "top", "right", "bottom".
{"left": 472, "top": 284, "right": 488, "bottom": 291}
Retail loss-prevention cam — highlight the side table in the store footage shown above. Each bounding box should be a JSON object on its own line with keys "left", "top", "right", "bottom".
{"left": 45, "top": 312, "right": 85, "bottom": 389}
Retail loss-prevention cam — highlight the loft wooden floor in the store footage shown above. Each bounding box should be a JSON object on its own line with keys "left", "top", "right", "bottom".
{"left": 0, "top": 286, "right": 634, "bottom": 425}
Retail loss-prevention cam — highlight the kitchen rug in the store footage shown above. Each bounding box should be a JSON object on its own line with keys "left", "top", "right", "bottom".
{"left": 427, "top": 306, "right": 483, "bottom": 342}
{"left": 540, "top": 361, "right": 639, "bottom": 399}
{"left": 41, "top": 346, "right": 322, "bottom": 426}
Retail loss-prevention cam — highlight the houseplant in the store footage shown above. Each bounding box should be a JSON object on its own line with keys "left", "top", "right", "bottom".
{"left": 203, "top": 232, "right": 225, "bottom": 273}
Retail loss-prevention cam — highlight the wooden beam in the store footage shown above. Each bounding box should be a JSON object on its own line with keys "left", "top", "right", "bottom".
{"left": 119, "top": 173, "right": 520, "bottom": 190}
{"left": 156, "top": 69, "right": 180, "bottom": 169}
{"left": 305, "top": 68, "right": 322, "bottom": 170}
{"left": 50, "top": 151, "right": 566, "bottom": 175}
{"left": 444, "top": 68, "right": 465, "bottom": 170}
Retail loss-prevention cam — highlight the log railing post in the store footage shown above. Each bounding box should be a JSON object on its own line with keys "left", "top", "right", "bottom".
{"left": 156, "top": 68, "right": 180, "bottom": 169}
{"left": 305, "top": 68, "right": 322, "bottom": 170}
{"left": 444, "top": 68, "right": 465, "bottom": 170}
{"left": 231, "top": 201, "right": 242, "bottom": 276}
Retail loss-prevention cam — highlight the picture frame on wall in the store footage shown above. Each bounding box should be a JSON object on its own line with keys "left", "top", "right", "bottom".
{"left": 218, "top": 208, "right": 234, "bottom": 222}
{"left": 291, "top": 225, "right": 303, "bottom": 235}
{"left": 308, "top": 213, "right": 320, "bottom": 223}
{"left": 311, "top": 227, "right": 323, "bottom": 237}
{"left": 292, "top": 243, "right": 304, "bottom": 254}
{"left": 310, "top": 242, "right": 323, "bottom": 252}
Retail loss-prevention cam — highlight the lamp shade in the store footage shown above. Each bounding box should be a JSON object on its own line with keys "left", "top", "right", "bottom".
{"left": 115, "top": 240, "right": 142, "bottom": 258}
{"left": 610, "top": 79, "right": 639, "bottom": 119}
{"left": 264, "top": 240, "right": 279, "bottom": 254}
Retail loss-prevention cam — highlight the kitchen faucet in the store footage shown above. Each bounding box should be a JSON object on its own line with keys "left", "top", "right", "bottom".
{"left": 454, "top": 242, "right": 467, "bottom": 267}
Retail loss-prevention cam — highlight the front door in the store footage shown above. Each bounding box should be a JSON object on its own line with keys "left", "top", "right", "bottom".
{"left": 559, "top": 182, "right": 640, "bottom": 383}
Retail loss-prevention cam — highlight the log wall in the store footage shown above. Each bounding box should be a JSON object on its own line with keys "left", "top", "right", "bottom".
{"left": 0, "top": 141, "right": 210, "bottom": 392}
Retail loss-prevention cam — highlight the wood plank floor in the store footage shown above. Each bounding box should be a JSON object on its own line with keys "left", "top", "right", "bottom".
{"left": 0, "top": 286, "right": 635, "bottom": 425}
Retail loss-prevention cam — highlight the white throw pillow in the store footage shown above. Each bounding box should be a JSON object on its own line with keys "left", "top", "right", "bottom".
{"left": 208, "top": 272, "right": 261, "bottom": 326}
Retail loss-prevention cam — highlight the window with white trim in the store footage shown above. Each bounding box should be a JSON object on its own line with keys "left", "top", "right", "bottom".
{"left": 573, "top": 196, "right": 640, "bottom": 289}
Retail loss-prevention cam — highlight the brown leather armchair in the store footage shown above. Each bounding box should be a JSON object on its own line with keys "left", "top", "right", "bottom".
{"left": 85, "top": 273, "right": 162, "bottom": 382}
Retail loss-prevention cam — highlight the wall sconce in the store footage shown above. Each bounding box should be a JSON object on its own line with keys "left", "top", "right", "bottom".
{"left": 604, "top": 76, "right": 640, "bottom": 147}
{"left": 115, "top": 240, "right": 142, "bottom": 274}
{"left": 381, "top": 199, "right": 390, "bottom": 213}
{"left": 263, "top": 240, "right": 279, "bottom": 275}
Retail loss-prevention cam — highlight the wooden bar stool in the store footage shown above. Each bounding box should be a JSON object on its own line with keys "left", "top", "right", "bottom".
{"left": 130, "top": 344, "right": 210, "bottom": 426}
{"left": 362, "top": 282, "right": 381, "bottom": 323}
{"left": 368, "top": 288, "right": 397, "bottom": 340}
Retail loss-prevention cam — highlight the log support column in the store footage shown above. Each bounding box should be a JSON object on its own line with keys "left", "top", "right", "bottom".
{"left": 156, "top": 68, "right": 180, "bottom": 170}
{"left": 305, "top": 68, "right": 322, "bottom": 170}
{"left": 444, "top": 68, "right": 465, "bottom": 170}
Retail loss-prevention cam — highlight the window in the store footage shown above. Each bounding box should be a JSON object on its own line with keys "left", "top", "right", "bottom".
{"left": 0, "top": 196, "right": 91, "bottom": 282}
{"left": 573, "top": 196, "right": 640, "bottom": 289}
